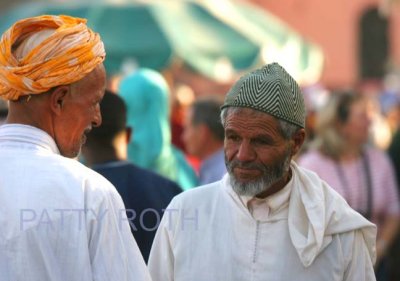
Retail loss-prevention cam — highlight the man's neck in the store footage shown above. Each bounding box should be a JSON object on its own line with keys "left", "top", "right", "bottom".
{"left": 340, "top": 144, "right": 363, "bottom": 162}
{"left": 6, "top": 97, "right": 53, "bottom": 137}
{"left": 84, "top": 147, "right": 120, "bottom": 167}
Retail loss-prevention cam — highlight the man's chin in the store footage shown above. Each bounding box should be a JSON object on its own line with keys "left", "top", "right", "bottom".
{"left": 229, "top": 174, "right": 267, "bottom": 197}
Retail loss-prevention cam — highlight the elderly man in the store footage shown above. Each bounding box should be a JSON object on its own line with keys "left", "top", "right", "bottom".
{"left": 0, "top": 15, "right": 150, "bottom": 280}
{"left": 148, "top": 63, "right": 377, "bottom": 280}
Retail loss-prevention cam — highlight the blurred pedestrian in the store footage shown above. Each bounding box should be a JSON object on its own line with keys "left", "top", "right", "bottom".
{"left": 119, "top": 68, "right": 198, "bottom": 190}
{"left": 0, "top": 15, "right": 150, "bottom": 281}
{"left": 182, "top": 96, "right": 226, "bottom": 184}
{"left": 298, "top": 90, "right": 400, "bottom": 280}
{"left": 387, "top": 128, "right": 400, "bottom": 281}
{"left": 149, "top": 63, "right": 376, "bottom": 281}
{"left": 82, "top": 90, "right": 182, "bottom": 262}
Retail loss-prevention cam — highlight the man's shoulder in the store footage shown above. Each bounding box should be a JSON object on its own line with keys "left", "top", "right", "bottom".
{"left": 132, "top": 163, "right": 181, "bottom": 188}
{"left": 124, "top": 162, "right": 184, "bottom": 197}
{"left": 53, "top": 156, "right": 116, "bottom": 193}
{"left": 170, "top": 180, "right": 223, "bottom": 208}
{"left": 57, "top": 156, "right": 103, "bottom": 176}
{"left": 96, "top": 161, "right": 183, "bottom": 194}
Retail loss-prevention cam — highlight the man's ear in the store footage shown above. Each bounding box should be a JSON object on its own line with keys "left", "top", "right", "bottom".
{"left": 290, "top": 128, "right": 306, "bottom": 156}
{"left": 49, "top": 86, "right": 70, "bottom": 115}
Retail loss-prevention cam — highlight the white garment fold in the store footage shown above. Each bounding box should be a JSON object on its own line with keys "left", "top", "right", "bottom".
{"left": 288, "top": 162, "right": 376, "bottom": 267}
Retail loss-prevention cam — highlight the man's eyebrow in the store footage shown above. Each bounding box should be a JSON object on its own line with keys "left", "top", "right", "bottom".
{"left": 225, "top": 129, "right": 237, "bottom": 134}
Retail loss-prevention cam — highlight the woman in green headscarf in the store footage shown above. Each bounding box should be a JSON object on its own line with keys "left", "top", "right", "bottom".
{"left": 119, "top": 68, "right": 197, "bottom": 190}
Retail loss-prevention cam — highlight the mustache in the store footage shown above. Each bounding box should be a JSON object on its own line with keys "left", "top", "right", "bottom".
{"left": 226, "top": 159, "right": 266, "bottom": 171}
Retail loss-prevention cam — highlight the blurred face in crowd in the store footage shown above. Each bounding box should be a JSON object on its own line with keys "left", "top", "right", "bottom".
{"left": 340, "top": 98, "right": 372, "bottom": 147}
{"left": 182, "top": 107, "right": 204, "bottom": 158}
{"left": 224, "top": 108, "right": 302, "bottom": 198}
{"left": 53, "top": 64, "right": 106, "bottom": 158}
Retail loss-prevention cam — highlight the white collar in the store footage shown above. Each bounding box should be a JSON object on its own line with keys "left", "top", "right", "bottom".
{"left": 238, "top": 175, "right": 293, "bottom": 215}
{"left": 0, "top": 124, "right": 60, "bottom": 155}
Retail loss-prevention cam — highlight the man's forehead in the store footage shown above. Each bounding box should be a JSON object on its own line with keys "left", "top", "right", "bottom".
{"left": 81, "top": 64, "right": 106, "bottom": 87}
{"left": 225, "top": 109, "right": 280, "bottom": 131}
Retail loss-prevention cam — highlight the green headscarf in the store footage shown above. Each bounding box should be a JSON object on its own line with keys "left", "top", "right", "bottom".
{"left": 119, "top": 68, "right": 197, "bottom": 190}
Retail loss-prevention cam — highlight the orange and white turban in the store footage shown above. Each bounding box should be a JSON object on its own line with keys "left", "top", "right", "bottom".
{"left": 0, "top": 15, "right": 106, "bottom": 101}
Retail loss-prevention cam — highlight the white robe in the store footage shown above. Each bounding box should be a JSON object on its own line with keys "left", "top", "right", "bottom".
{"left": 0, "top": 124, "right": 151, "bottom": 281}
{"left": 148, "top": 162, "right": 377, "bottom": 281}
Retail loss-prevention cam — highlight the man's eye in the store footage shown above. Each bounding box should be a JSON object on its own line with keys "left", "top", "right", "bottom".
{"left": 227, "top": 135, "right": 240, "bottom": 141}
{"left": 252, "top": 138, "right": 269, "bottom": 145}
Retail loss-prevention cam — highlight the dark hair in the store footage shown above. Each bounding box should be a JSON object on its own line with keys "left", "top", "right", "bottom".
{"left": 86, "top": 90, "right": 127, "bottom": 145}
{"left": 335, "top": 91, "right": 358, "bottom": 123}
{"left": 0, "top": 99, "right": 8, "bottom": 118}
{"left": 191, "top": 98, "right": 224, "bottom": 141}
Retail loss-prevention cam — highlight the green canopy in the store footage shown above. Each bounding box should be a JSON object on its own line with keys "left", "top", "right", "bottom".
{"left": 0, "top": 0, "right": 323, "bottom": 83}
{"left": 202, "top": 0, "right": 324, "bottom": 84}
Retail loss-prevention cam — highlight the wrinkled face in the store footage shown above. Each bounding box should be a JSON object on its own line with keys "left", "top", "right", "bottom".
{"left": 55, "top": 64, "right": 106, "bottom": 158}
{"left": 341, "top": 99, "right": 372, "bottom": 146}
{"left": 224, "top": 108, "right": 293, "bottom": 197}
{"left": 182, "top": 108, "right": 203, "bottom": 157}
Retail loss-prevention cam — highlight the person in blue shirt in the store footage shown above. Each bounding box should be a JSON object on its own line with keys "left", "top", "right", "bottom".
{"left": 82, "top": 90, "right": 182, "bottom": 262}
{"left": 182, "top": 96, "right": 227, "bottom": 184}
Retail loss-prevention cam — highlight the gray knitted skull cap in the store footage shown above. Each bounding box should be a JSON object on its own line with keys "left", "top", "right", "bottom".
{"left": 221, "top": 62, "right": 306, "bottom": 128}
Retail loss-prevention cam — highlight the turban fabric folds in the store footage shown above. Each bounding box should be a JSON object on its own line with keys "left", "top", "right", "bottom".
{"left": 0, "top": 15, "right": 105, "bottom": 101}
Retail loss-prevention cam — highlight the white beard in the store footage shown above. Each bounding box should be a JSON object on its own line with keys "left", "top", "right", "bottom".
{"left": 227, "top": 150, "right": 292, "bottom": 197}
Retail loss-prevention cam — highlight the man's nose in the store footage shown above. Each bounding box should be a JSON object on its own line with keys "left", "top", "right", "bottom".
{"left": 236, "top": 140, "right": 256, "bottom": 162}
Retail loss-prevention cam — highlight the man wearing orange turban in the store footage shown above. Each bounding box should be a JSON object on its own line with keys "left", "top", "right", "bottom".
{"left": 0, "top": 15, "right": 151, "bottom": 280}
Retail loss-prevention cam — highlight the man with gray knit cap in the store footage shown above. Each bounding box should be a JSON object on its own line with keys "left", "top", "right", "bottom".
{"left": 148, "top": 63, "right": 377, "bottom": 281}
